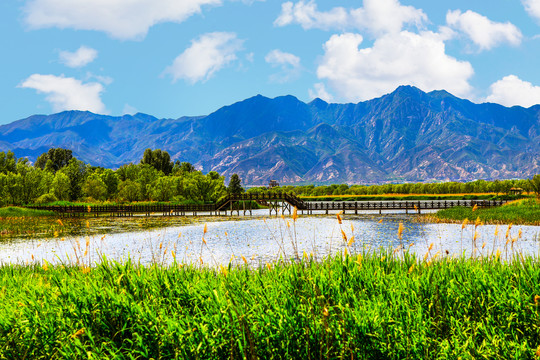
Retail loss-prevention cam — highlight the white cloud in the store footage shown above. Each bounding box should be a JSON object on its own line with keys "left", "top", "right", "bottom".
{"left": 59, "top": 46, "right": 98, "bottom": 68}
{"left": 308, "top": 83, "right": 334, "bottom": 102}
{"left": 350, "top": 0, "right": 427, "bottom": 35}
{"left": 274, "top": 0, "right": 426, "bottom": 34}
{"left": 233, "top": 0, "right": 265, "bottom": 4}
{"left": 86, "top": 73, "right": 114, "bottom": 85}
{"left": 316, "top": 31, "right": 474, "bottom": 102}
{"left": 446, "top": 10, "right": 522, "bottom": 50}
{"left": 165, "top": 32, "right": 243, "bottom": 84}
{"left": 485, "top": 75, "right": 540, "bottom": 107}
{"left": 523, "top": 0, "right": 540, "bottom": 22}
{"left": 265, "top": 49, "right": 301, "bottom": 83}
{"left": 19, "top": 74, "right": 107, "bottom": 113}
{"left": 24, "top": 0, "right": 221, "bottom": 40}
{"left": 274, "top": 1, "right": 348, "bottom": 30}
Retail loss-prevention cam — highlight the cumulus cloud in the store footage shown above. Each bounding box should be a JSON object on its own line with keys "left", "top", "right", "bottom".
{"left": 165, "top": 32, "right": 243, "bottom": 84}
{"left": 316, "top": 31, "right": 474, "bottom": 102}
{"left": 59, "top": 46, "right": 98, "bottom": 68}
{"left": 24, "top": 0, "right": 221, "bottom": 40}
{"left": 274, "top": 0, "right": 426, "bottom": 34}
{"left": 446, "top": 10, "right": 522, "bottom": 50}
{"left": 523, "top": 0, "right": 540, "bottom": 22}
{"left": 19, "top": 74, "right": 107, "bottom": 113}
{"left": 265, "top": 49, "right": 301, "bottom": 83}
{"left": 485, "top": 75, "right": 540, "bottom": 107}
{"left": 350, "top": 0, "right": 427, "bottom": 35}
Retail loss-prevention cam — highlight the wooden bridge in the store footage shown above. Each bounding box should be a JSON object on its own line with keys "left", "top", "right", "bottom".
{"left": 26, "top": 193, "right": 505, "bottom": 217}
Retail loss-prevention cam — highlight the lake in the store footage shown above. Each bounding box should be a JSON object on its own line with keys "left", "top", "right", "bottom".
{"left": 0, "top": 211, "right": 538, "bottom": 266}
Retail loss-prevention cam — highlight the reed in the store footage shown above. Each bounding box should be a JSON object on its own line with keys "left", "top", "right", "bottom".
{"left": 0, "top": 249, "right": 539, "bottom": 359}
{"left": 431, "top": 198, "right": 540, "bottom": 225}
{"left": 1, "top": 203, "right": 539, "bottom": 358}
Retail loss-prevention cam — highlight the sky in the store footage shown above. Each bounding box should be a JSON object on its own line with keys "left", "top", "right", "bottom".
{"left": 2, "top": 0, "right": 540, "bottom": 125}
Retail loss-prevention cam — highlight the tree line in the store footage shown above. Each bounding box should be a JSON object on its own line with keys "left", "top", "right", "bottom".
{"left": 248, "top": 177, "right": 540, "bottom": 197}
{"left": 0, "top": 148, "right": 244, "bottom": 206}
{"left": 1, "top": 147, "right": 537, "bottom": 206}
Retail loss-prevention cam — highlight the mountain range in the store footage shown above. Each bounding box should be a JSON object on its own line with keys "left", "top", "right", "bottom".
{"left": 1, "top": 85, "right": 539, "bottom": 184}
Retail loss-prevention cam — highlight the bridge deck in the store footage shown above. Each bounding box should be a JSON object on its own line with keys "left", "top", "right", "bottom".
{"left": 25, "top": 194, "right": 505, "bottom": 217}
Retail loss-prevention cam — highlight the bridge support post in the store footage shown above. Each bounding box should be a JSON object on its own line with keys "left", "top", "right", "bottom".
{"left": 269, "top": 200, "right": 280, "bottom": 216}
{"left": 282, "top": 202, "right": 291, "bottom": 215}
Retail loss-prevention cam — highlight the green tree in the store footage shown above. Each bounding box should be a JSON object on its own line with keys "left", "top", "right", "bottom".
{"left": 59, "top": 158, "right": 87, "bottom": 200}
{"left": 227, "top": 173, "right": 244, "bottom": 195}
{"left": 174, "top": 161, "right": 196, "bottom": 175}
{"left": 51, "top": 172, "right": 70, "bottom": 201}
{"left": 35, "top": 148, "right": 73, "bottom": 172}
{"left": 0, "top": 172, "right": 23, "bottom": 204}
{"left": 141, "top": 148, "right": 173, "bottom": 175}
{"left": 116, "top": 163, "right": 139, "bottom": 182}
{"left": 148, "top": 177, "right": 176, "bottom": 202}
{"left": 38, "top": 170, "right": 55, "bottom": 197}
{"left": 82, "top": 174, "right": 108, "bottom": 201}
{"left": 529, "top": 174, "right": 540, "bottom": 197}
{"left": 118, "top": 180, "right": 142, "bottom": 202}
{"left": 0, "top": 151, "right": 17, "bottom": 174}
{"left": 100, "top": 169, "right": 119, "bottom": 199}
{"left": 16, "top": 161, "right": 44, "bottom": 204}
{"left": 183, "top": 171, "right": 226, "bottom": 202}
{"left": 136, "top": 164, "right": 160, "bottom": 200}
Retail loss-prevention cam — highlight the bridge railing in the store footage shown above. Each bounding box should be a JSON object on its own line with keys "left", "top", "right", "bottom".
{"left": 25, "top": 196, "right": 505, "bottom": 215}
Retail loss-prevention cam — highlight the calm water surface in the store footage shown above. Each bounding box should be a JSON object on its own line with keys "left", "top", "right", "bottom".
{"left": 0, "top": 212, "right": 538, "bottom": 266}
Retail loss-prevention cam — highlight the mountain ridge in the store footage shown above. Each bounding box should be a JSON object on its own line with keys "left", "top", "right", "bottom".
{"left": 1, "top": 86, "right": 538, "bottom": 184}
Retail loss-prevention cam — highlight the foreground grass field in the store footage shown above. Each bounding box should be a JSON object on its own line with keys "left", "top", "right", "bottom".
{"left": 1, "top": 252, "right": 540, "bottom": 359}
{"left": 432, "top": 198, "right": 540, "bottom": 225}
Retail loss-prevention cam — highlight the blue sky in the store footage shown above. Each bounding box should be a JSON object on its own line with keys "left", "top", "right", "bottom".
{"left": 2, "top": 0, "right": 540, "bottom": 125}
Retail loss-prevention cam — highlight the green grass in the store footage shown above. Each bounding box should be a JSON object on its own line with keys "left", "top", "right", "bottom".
{"left": 0, "top": 206, "right": 55, "bottom": 218}
{"left": 1, "top": 252, "right": 540, "bottom": 359}
{"left": 433, "top": 198, "right": 540, "bottom": 225}
{"left": 0, "top": 211, "right": 245, "bottom": 240}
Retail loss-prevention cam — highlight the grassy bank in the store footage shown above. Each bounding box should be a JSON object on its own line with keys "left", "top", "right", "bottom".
{"left": 0, "top": 207, "right": 61, "bottom": 238}
{"left": 1, "top": 253, "right": 540, "bottom": 359}
{"left": 0, "top": 209, "right": 242, "bottom": 240}
{"left": 430, "top": 198, "right": 540, "bottom": 225}
{"left": 0, "top": 206, "right": 56, "bottom": 217}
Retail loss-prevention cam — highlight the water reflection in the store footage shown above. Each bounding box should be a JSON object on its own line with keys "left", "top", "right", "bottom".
{"left": 0, "top": 214, "right": 538, "bottom": 266}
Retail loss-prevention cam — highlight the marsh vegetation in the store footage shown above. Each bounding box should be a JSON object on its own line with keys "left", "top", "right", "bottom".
{"left": 430, "top": 198, "right": 540, "bottom": 225}
{"left": 2, "top": 248, "right": 540, "bottom": 358}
